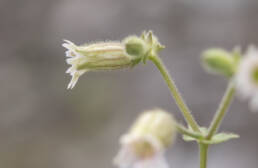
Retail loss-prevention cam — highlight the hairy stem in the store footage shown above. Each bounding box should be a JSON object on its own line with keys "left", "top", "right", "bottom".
{"left": 150, "top": 56, "right": 200, "bottom": 132}
{"left": 206, "top": 81, "right": 235, "bottom": 139}
{"left": 199, "top": 143, "right": 209, "bottom": 168}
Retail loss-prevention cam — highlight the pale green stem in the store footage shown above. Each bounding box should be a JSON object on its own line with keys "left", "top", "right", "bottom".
{"left": 206, "top": 81, "right": 235, "bottom": 139}
{"left": 150, "top": 56, "right": 200, "bottom": 132}
{"left": 175, "top": 123, "right": 203, "bottom": 139}
{"left": 199, "top": 143, "right": 209, "bottom": 168}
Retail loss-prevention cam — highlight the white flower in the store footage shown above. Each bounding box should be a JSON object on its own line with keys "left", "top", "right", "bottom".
{"left": 114, "top": 134, "right": 169, "bottom": 168}
{"left": 236, "top": 46, "right": 258, "bottom": 111}
{"left": 62, "top": 40, "right": 138, "bottom": 89}
{"left": 114, "top": 109, "right": 176, "bottom": 168}
{"left": 62, "top": 31, "right": 165, "bottom": 89}
{"left": 62, "top": 40, "right": 88, "bottom": 89}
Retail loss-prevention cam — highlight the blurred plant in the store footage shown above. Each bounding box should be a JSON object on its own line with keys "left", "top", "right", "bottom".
{"left": 114, "top": 109, "right": 176, "bottom": 168}
{"left": 63, "top": 31, "right": 258, "bottom": 168}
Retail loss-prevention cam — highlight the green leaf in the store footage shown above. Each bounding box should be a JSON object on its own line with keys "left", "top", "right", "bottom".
{"left": 202, "top": 133, "right": 239, "bottom": 145}
{"left": 182, "top": 128, "right": 239, "bottom": 145}
{"left": 182, "top": 134, "right": 196, "bottom": 142}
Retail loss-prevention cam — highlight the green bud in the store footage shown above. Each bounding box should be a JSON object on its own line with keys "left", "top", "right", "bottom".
{"left": 123, "top": 36, "right": 148, "bottom": 58}
{"left": 123, "top": 31, "right": 165, "bottom": 64}
{"left": 202, "top": 48, "right": 237, "bottom": 77}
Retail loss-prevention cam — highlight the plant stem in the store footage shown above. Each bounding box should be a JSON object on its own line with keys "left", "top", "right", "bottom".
{"left": 199, "top": 143, "right": 209, "bottom": 168}
{"left": 150, "top": 56, "right": 200, "bottom": 132}
{"left": 206, "top": 81, "right": 235, "bottom": 139}
{"left": 175, "top": 123, "right": 203, "bottom": 139}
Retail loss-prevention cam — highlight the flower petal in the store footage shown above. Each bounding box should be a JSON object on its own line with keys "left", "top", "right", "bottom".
{"left": 134, "top": 154, "right": 169, "bottom": 168}
{"left": 114, "top": 144, "right": 138, "bottom": 168}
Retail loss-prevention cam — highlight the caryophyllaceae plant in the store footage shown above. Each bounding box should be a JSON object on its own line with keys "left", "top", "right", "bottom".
{"left": 63, "top": 31, "right": 258, "bottom": 168}
{"left": 63, "top": 31, "right": 163, "bottom": 89}
{"left": 114, "top": 109, "right": 176, "bottom": 168}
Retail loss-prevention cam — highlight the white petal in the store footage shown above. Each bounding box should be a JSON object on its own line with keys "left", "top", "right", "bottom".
{"left": 62, "top": 40, "right": 78, "bottom": 56}
{"left": 65, "top": 51, "right": 73, "bottom": 57}
{"left": 67, "top": 70, "right": 87, "bottom": 89}
{"left": 66, "top": 57, "right": 75, "bottom": 64}
{"left": 62, "top": 43, "right": 72, "bottom": 50}
{"left": 236, "top": 46, "right": 258, "bottom": 100}
{"left": 62, "top": 39, "right": 76, "bottom": 48}
{"left": 114, "top": 145, "right": 138, "bottom": 168}
{"left": 134, "top": 154, "right": 169, "bottom": 168}
{"left": 66, "top": 67, "right": 73, "bottom": 74}
{"left": 63, "top": 39, "right": 75, "bottom": 45}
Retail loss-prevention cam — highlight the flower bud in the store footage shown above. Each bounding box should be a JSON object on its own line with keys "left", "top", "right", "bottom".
{"left": 122, "top": 31, "right": 165, "bottom": 64}
{"left": 123, "top": 36, "right": 148, "bottom": 58}
{"left": 202, "top": 48, "right": 237, "bottom": 77}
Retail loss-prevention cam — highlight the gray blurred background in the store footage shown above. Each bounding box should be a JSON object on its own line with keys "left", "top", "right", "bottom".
{"left": 1, "top": 0, "right": 258, "bottom": 168}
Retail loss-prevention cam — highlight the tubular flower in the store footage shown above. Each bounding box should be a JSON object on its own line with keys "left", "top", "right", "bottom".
{"left": 114, "top": 109, "right": 176, "bottom": 168}
{"left": 63, "top": 31, "right": 164, "bottom": 89}
{"left": 236, "top": 46, "right": 258, "bottom": 111}
{"left": 63, "top": 40, "right": 143, "bottom": 89}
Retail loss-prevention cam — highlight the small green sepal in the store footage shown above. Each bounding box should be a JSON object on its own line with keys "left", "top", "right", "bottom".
{"left": 123, "top": 31, "right": 165, "bottom": 65}
{"left": 183, "top": 127, "right": 239, "bottom": 145}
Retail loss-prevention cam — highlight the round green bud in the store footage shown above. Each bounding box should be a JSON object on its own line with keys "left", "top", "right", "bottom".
{"left": 202, "top": 48, "right": 236, "bottom": 77}
{"left": 123, "top": 36, "right": 148, "bottom": 58}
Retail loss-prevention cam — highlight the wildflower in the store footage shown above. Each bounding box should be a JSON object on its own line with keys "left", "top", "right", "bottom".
{"left": 63, "top": 40, "right": 140, "bottom": 89}
{"left": 236, "top": 46, "right": 258, "bottom": 111}
{"left": 114, "top": 109, "right": 176, "bottom": 168}
{"left": 63, "top": 31, "right": 164, "bottom": 89}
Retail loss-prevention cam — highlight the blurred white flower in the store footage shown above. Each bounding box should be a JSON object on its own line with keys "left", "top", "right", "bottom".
{"left": 114, "top": 134, "right": 169, "bottom": 168}
{"left": 114, "top": 109, "right": 176, "bottom": 168}
{"left": 236, "top": 46, "right": 258, "bottom": 111}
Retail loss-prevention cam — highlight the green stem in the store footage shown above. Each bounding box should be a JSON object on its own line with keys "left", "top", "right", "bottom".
{"left": 175, "top": 123, "right": 203, "bottom": 139}
{"left": 150, "top": 56, "right": 200, "bottom": 132}
{"left": 199, "top": 143, "right": 209, "bottom": 168}
{"left": 206, "top": 81, "right": 235, "bottom": 139}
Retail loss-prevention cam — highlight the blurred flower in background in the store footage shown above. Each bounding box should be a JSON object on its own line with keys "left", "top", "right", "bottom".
{"left": 236, "top": 46, "right": 258, "bottom": 111}
{"left": 114, "top": 109, "right": 176, "bottom": 168}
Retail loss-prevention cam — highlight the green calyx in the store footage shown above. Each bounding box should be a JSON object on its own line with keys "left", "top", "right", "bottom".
{"left": 201, "top": 48, "right": 241, "bottom": 78}
{"left": 123, "top": 31, "right": 165, "bottom": 66}
{"left": 123, "top": 36, "right": 147, "bottom": 58}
